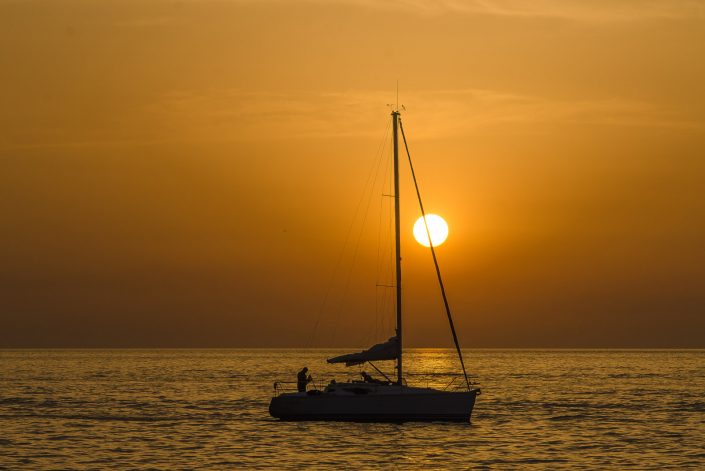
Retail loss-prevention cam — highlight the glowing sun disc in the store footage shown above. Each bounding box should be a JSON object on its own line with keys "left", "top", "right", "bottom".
{"left": 413, "top": 214, "right": 449, "bottom": 247}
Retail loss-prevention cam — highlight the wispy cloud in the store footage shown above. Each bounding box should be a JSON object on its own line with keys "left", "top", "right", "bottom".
{"left": 5, "top": 88, "right": 701, "bottom": 149}
{"left": 220, "top": 0, "right": 705, "bottom": 22}
{"left": 144, "top": 88, "right": 705, "bottom": 142}
{"left": 419, "top": 0, "right": 705, "bottom": 22}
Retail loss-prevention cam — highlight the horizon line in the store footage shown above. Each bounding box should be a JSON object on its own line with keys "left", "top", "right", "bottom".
{"left": 2, "top": 346, "right": 704, "bottom": 351}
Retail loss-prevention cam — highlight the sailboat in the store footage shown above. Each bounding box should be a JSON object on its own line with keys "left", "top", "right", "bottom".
{"left": 269, "top": 108, "right": 480, "bottom": 422}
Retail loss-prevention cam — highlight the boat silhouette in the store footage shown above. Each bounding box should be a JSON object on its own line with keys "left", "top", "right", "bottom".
{"left": 269, "top": 107, "right": 480, "bottom": 422}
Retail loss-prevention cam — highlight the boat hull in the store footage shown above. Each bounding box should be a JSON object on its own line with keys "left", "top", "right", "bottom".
{"left": 269, "top": 387, "right": 479, "bottom": 422}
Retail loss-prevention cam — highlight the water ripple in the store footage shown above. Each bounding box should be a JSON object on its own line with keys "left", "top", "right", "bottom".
{"left": 1, "top": 349, "right": 704, "bottom": 469}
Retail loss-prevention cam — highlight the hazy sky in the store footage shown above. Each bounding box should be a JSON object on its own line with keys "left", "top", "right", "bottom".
{"left": 2, "top": 0, "right": 704, "bottom": 347}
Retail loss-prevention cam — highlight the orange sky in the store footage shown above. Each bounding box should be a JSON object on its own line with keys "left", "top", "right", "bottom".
{"left": 1, "top": 0, "right": 704, "bottom": 347}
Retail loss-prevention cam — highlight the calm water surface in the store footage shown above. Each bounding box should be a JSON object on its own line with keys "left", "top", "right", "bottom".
{"left": 1, "top": 349, "right": 704, "bottom": 469}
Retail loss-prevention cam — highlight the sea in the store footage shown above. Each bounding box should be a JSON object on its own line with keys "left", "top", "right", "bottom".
{"left": 1, "top": 349, "right": 704, "bottom": 469}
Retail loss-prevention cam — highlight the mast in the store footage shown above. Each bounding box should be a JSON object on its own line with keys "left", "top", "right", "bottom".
{"left": 392, "top": 110, "right": 403, "bottom": 385}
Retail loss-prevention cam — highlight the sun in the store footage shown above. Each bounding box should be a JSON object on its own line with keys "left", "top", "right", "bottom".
{"left": 413, "top": 214, "right": 449, "bottom": 247}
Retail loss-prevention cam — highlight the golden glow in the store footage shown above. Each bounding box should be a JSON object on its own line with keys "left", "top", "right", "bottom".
{"left": 413, "top": 214, "right": 449, "bottom": 247}
{"left": 1, "top": 0, "right": 704, "bottom": 348}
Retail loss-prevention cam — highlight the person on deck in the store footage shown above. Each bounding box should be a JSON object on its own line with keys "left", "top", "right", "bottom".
{"left": 297, "top": 367, "right": 312, "bottom": 392}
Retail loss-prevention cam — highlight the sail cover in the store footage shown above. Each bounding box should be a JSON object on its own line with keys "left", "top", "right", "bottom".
{"left": 327, "top": 337, "right": 398, "bottom": 366}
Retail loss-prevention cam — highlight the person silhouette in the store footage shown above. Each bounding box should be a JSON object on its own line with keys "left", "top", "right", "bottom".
{"left": 297, "top": 367, "right": 312, "bottom": 392}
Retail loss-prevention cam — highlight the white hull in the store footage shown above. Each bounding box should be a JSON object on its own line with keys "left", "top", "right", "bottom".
{"left": 270, "top": 384, "right": 479, "bottom": 422}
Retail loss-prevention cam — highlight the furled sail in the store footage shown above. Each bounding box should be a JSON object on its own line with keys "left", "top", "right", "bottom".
{"left": 326, "top": 337, "right": 398, "bottom": 366}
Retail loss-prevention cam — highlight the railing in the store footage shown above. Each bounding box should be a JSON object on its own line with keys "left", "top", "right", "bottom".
{"left": 273, "top": 374, "right": 479, "bottom": 395}
{"left": 273, "top": 379, "right": 326, "bottom": 396}
{"left": 272, "top": 381, "right": 297, "bottom": 396}
{"left": 405, "top": 372, "right": 480, "bottom": 392}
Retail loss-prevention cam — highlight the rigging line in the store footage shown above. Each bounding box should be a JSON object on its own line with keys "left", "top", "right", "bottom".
{"left": 368, "top": 361, "right": 393, "bottom": 383}
{"left": 382, "top": 140, "right": 394, "bottom": 340}
{"left": 373, "top": 133, "right": 394, "bottom": 343}
{"left": 332, "top": 144, "right": 386, "bottom": 345}
{"left": 373, "top": 148, "right": 388, "bottom": 341}
{"left": 375, "top": 139, "right": 392, "bottom": 286}
{"left": 399, "top": 118, "right": 472, "bottom": 391}
{"left": 308, "top": 118, "right": 391, "bottom": 347}
{"left": 331, "top": 119, "right": 390, "bottom": 346}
